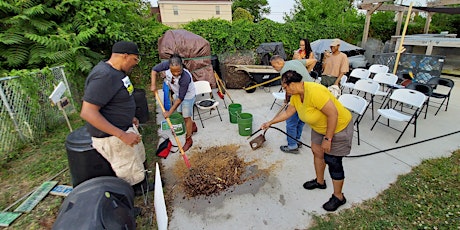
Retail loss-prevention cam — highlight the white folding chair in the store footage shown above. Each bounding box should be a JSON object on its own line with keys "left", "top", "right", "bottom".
{"left": 371, "top": 89, "right": 426, "bottom": 143}
{"left": 341, "top": 68, "right": 371, "bottom": 93}
{"left": 372, "top": 73, "right": 399, "bottom": 107}
{"left": 369, "top": 64, "right": 389, "bottom": 77}
{"left": 270, "top": 91, "right": 286, "bottom": 110}
{"left": 338, "top": 94, "right": 368, "bottom": 145}
{"left": 353, "top": 79, "right": 380, "bottom": 120}
{"left": 193, "top": 81, "right": 222, "bottom": 128}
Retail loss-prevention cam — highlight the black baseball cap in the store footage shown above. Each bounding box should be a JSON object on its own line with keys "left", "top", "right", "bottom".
{"left": 112, "top": 41, "right": 141, "bottom": 55}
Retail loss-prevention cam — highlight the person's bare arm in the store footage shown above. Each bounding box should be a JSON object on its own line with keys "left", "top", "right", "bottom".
{"left": 260, "top": 105, "right": 296, "bottom": 129}
{"left": 319, "top": 100, "right": 338, "bottom": 153}
{"left": 150, "top": 70, "right": 159, "bottom": 93}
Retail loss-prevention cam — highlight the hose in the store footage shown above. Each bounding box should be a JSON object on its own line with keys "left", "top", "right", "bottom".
{"left": 262, "top": 126, "right": 460, "bottom": 158}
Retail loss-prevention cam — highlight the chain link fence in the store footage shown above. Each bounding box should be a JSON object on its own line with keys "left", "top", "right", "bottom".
{"left": 0, "top": 66, "right": 75, "bottom": 157}
{"left": 373, "top": 53, "right": 446, "bottom": 83}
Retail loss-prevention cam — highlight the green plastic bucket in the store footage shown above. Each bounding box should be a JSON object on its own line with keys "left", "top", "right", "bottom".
{"left": 237, "top": 113, "right": 253, "bottom": 136}
{"left": 228, "top": 103, "right": 242, "bottom": 124}
{"left": 169, "top": 112, "right": 185, "bottom": 136}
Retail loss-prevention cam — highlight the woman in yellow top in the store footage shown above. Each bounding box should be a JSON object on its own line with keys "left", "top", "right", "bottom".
{"left": 293, "top": 38, "right": 317, "bottom": 72}
{"left": 261, "top": 70, "right": 353, "bottom": 212}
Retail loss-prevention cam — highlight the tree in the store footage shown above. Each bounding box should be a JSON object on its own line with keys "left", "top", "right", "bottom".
{"left": 232, "top": 0, "right": 270, "bottom": 22}
{"left": 286, "top": 0, "right": 357, "bottom": 24}
{"left": 0, "top": 0, "right": 167, "bottom": 77}
{"left": 233, "top": 7, "right": 254, "bottom": 22}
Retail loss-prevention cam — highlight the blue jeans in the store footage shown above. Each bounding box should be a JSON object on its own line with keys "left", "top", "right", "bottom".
{"left": 286, "top": 112, "right": 304, "bottom": 149}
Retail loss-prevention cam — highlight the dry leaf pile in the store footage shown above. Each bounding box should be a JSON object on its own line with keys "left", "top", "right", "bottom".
{"left": 173, "top": 145, "right": 250, "bottom": 198}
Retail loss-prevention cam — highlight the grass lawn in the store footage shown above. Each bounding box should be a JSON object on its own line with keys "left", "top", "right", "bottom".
{"left": 0, "top": 112, "right": 458, "bottom": 229}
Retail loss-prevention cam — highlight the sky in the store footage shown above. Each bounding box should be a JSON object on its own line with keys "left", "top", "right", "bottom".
{"left": 147, "top": 0, "right": 429, "bottom": 23}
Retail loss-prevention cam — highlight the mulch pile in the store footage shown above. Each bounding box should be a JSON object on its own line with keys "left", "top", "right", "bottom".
{"left": 173, "top": 144, "right": 254, "bottom": 198}
{"left": 219, "top": 51, "right": 255, "bottom": 89}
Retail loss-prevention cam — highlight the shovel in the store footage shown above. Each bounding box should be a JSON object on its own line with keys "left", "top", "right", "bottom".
{"left": 214, "top": 72, "right": 225, "bottom": 100}
{"left": 248, "top": 102, "right": 287, "bottom": 150}
{"left": 155, "top": 92, "right": 191, "bottom": 169}
{"left": 214, "top": 72, "right": 234, "bottom": 104}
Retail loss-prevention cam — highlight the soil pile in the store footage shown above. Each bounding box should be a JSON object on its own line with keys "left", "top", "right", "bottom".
{"left": 173, "top": 144, "right": 255, "bottom": 198}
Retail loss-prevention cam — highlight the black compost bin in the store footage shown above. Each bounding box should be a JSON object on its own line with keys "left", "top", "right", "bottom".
{"left": 133, "top": 88, "right": 149, "bottom": 123}
{"left": 52, "top": 176, "right": 135, "bottom": 230}
{"left": 65, "top": 126, "right": 115, "bottom": 187}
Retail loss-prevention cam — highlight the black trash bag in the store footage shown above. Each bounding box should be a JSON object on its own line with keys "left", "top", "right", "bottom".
{"left": 256, "top": 42, "right": 287, "bottom": 65}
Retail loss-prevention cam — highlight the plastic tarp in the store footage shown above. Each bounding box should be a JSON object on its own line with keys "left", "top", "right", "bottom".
{"left": 311, "top": 39, "right": 367, "bottom": 68}
{"left": 158, "top": 29, "right": 215, "bottom": 87}
{"left": 256, "top": 42, "right": 287, "bottom": 65}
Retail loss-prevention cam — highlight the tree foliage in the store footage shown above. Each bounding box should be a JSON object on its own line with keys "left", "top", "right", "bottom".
{"left": 232, "top": 0, "right": 270, "bottom": 22}
{"left": 233, "top": 7, "right": 254, "bottom": 22}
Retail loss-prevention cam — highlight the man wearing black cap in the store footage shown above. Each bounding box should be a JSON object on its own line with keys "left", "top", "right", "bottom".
{"left": 80, "top": 41, "right": 152, "bottom": 196}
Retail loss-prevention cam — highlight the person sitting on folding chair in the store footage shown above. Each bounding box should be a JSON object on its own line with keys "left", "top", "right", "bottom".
{"left": 292, "top": 38, "right": 317, "bottom": 73}
{"left": 151, "top": 54, "right": 197, "bottom": 151}
{"left": 321, "top": 39, "right": 349, "bottom": 87}
{"left": 270, "top": 55, "right": 314, "bottom": 153}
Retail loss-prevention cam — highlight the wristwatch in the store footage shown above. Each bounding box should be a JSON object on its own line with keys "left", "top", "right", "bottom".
{"left": 323, "top": 136, "right": 332, "bottom": 142}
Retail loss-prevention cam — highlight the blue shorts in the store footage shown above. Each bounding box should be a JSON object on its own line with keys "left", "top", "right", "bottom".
{"left": 173, "top": 95, "right": 195, "bottom": 118}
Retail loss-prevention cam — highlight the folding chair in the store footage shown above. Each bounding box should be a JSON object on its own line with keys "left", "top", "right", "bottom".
{"left": 353, "top": 79, "right": 380, "bottom": 120}
{"left": 371, "top": 89, "right": 426, "bottom": 143}
{"left": 193, "top": 81, "right": 222, "bottom": 128}
{"left": 338, "top": 94, "right": 368, "bottom": 145}
{"left": 427, "top": 77, "right": 454, "bottom": 116}
{"left": 372, "top": 73, "right": 399, "bottom": 107}
{"left": 405, "top": 82, "right": 433, "bottom": 119}
{"left": 368, "top": 64, "right": 389, "bottom": 78}
{"left": 341, "top": 68, "right": 371, "bottom": 93}
{"left": 270, "top": 90, "right": 286, "bottom": 110}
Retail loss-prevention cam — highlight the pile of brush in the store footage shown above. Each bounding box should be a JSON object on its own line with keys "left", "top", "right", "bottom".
{"left": 173, "top": 145, "right": 249, "bottom": 197}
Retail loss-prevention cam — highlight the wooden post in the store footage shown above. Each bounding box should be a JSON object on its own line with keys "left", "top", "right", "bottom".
{"left": 361, "top": 2, "right": 383, "bottom": 47}
{"left": 424, "top": 13, "right": 433, "bottom": 34}
{"left": 395, "top": 11, "right": 403, "bottom": 36}
{"left": 393, "top": 2, "right": 413, "bottom": 75}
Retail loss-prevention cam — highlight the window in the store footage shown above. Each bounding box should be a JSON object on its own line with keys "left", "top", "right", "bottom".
{"left": 215, "top": 6, "right": 220, "bottom": 15}
{"left": 173, "top": 6, "right": 178, "bottom": 15}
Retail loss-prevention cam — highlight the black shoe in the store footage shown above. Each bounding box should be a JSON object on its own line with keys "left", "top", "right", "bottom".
{"left": 280, "top": 145, "right": 299, "bottom": 154}
{"left": 133, "top": 182, "right": 154, "bottom": 196}
{"left": 297, "top": 142, "right": 303, "bottom": 148}
{"left": 323, "top": 194, "right": 346, "bottom": 211}
{"left": 303, "top": 178, "right": 327, "bottom": 190}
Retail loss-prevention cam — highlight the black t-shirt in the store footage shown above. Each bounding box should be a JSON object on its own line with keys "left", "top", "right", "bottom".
{"left": 83, "top": 61, "right": 136, "bottom": 137}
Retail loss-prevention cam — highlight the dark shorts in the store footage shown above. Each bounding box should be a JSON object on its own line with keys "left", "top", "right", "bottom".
{"left": 311, "top": 121, "right": 353, "bottom": 156}
{"left": 320, "top": 75, "right": 337, "bottom": 87}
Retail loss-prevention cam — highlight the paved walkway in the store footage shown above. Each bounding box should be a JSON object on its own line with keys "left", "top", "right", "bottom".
{"left": 156, "top": 76, "right": 459, "bottom": 230}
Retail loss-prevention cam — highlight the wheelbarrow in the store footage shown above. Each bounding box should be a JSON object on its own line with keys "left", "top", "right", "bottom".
{"left": 230, "top": 65, "right": 281, "bottom": 93}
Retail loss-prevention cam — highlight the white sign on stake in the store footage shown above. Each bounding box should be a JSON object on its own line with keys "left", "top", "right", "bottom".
{"left": 154, "top": 162, "right": 168, "bottom": 230}
{"left": 49, "top": 81, "right": 66, "bottom": 105}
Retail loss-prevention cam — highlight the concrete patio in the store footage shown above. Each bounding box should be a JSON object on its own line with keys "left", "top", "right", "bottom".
{"left": 155, "top": 75, "right": 459, "bottom": 230}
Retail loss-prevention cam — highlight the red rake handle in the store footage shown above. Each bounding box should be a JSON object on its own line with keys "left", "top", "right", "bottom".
{"left": 155, "top": 92, "right": 191, "bottom": 169}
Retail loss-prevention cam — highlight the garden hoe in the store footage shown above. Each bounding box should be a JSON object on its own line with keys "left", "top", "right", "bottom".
{"left": 155, "top": 92, "right": 191, "bottom": 169}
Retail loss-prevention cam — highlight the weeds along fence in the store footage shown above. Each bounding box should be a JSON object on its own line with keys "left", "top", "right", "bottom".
{"left": 0, "top": 66, "right": 75, "bottom": 157}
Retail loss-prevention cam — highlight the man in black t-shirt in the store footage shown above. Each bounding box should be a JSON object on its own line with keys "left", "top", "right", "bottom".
{"left": 80, "top": 41, "right": 152, "bottom": 196}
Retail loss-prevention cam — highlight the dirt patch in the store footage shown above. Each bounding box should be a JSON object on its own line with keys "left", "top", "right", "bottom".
{"left": 171, "top": 144, "right": 268, "bottom": 198}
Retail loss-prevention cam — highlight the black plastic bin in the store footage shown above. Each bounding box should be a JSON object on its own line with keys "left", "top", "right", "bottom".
{"left": 65, "top": 126, "right": 115, "bottom": 187}
{"left": 133, "top": 88, "right": 149, "bottom": 123}
{"left": 52, "top": 176, "right": 135, "bottom": 230}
